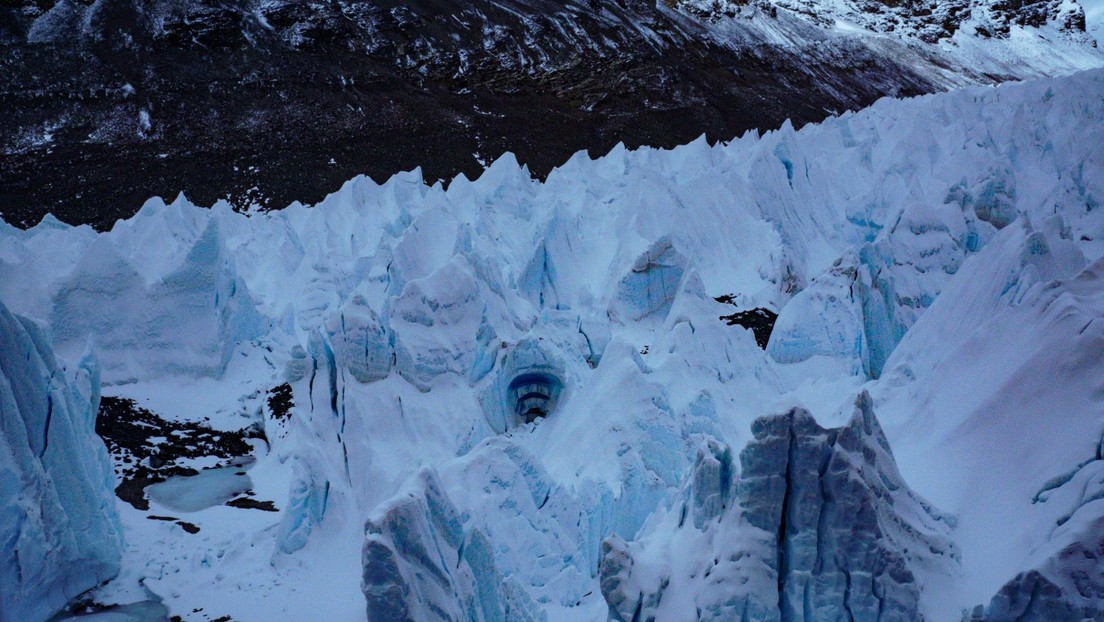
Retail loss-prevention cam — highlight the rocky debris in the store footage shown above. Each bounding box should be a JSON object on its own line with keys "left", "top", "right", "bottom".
{"left": 226, "top": 496, "right": 278, "bottom": 512}
{"left": 266, "top": 383, "right": 294, "bottom": 421}
{"left": 600, "top": 391, "right": 959, "bottom": 621}
{"left": 716, "top": 295, "right": 778, "bottom": 348}
{"left": 49, "top": 594, "right": 176, "bottom": 621}
{"left": 146, "top": 514, "right": 201, "bottom": 533}
{"left": 95, "top": 396, "right": 261, "bottom": 510}
{"left": 767, "top": 0, "right": 1088, "bottom": 42}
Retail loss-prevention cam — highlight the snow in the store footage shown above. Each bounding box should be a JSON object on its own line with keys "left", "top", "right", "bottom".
{"left": 2, "top": 69, "right": 1103, "bottom": 620}
{"left": 1087, "top": 0, "right": 1104, "bottom": 38}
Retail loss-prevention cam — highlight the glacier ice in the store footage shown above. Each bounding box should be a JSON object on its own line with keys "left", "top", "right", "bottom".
{"left": 0, "top": 70, "right": 1101, "bottom": 620}
{"left": 0, "top": 300, "right": 122, "bottom": 622}
{"left": 361, "top": 468, "right": 542, "bottom": 622}
{"left": 965, "top": 516, "right": 1104, "bottom": 621}
{"left": 48, "top": 217, "right": 266, "bottom": 381}
{"left": 598, "top": 392, "right": 958, "bottom": 622}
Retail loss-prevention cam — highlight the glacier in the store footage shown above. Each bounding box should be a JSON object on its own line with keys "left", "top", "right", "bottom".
{"left": 0, "top": 68, "right": 1102, "bottom": 621}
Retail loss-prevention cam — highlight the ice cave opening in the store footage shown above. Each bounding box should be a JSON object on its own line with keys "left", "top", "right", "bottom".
{"left": 508, "top": 372, "right": 560, "bottom": 423}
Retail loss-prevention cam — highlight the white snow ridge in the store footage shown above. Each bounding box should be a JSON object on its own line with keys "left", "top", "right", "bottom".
{"left": 2, "top": 69, "right": 1103, "bottom": 621}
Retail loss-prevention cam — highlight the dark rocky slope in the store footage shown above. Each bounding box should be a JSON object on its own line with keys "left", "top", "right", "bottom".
{"left": 0, "top": 0, "right": 1093, "bottom": 229}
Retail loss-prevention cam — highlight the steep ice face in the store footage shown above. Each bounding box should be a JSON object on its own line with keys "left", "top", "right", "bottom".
{"left": 362, "top": 468, "right": 543, "bottom": 622}
{"left": 965, "top": 516, "right": 1104, "bottom": 621}
{"left": 0, "top": 301, "right": 122, "bottom": 622}
{"left": 871, "top": 216, "right": 1104, "bottom": 615}
{"left": 765, "top": 76, "right": 1104, "bottom": 377}
{"left": 48, "top": 216, "right": 266, "bottom": 381}
{"left": 598, "top": 392, "right": 958, "bottom": 622}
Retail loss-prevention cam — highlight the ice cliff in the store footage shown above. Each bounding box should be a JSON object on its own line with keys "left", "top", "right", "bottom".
{"left": 362, "top": 468, "right": 542, "bottom": 622}
{"left": 599, "top": 392, "right": 958, "bottom": 621}
{"left": 0, "top": 300, "right": 122, "bottom": 622}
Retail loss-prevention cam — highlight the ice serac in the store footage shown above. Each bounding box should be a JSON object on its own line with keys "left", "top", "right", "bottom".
{"left": 600, "top": 392, "right": 958, "bottom": 622}
{"left": 361, "top": 468, "right": 542, "bottom": 622}
{"left": 326, "top": 288, "right": 392, "bottom": 384}
{"left": 965, "top": 438, "right": 1104, "bottom": 622}
{"left": 612, "top": 237, "right": 688, "bottom": 323}
{"left": 0, "top": 300, "right": 122, "bottom": 622}
{"left": 49, "top": 217, "right": 265, "bottom": 381}
{"left": 0, "top": 69, "right": 1102, "bottom": 620}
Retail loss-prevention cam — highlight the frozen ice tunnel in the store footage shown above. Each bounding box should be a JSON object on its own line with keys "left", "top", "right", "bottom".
{"left": 508, "top": 372, "right": 561, "bottom": 423}
{"left": 480, "top": 338, "right": 569, "bottom": 432}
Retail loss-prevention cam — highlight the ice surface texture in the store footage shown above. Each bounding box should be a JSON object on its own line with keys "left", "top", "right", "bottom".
{"left": 0, "top": 301, "right": 122, "bottom": 622}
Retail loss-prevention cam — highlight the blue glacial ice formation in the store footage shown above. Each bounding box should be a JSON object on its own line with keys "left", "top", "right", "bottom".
{"left": 325, "top": 288, "right": 393, "bottom": 384}
{"left": 963, "top": 409, "right": 1104, "bottom": 621}
{"left": 0, "top": 301, "right": 122, "bottom": 622}
{"left": 479, "top": 338, "right": 567, "bottom": 433}
{"left": 600, "top": 392, "right": 959, "bottom": 622}
{"left": 49, "top": 217, "right": 265, "bottom": 381}
{"left": 964, "top": 516, "right": 1104, "bottom": 622}
{"left": 361, "top": 468, "right": 543, "bottom": 622}
{"left": 612, "top": 237, "right": 688, "bottom": 323}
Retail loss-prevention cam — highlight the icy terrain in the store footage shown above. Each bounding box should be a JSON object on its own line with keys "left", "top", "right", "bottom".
{"left": 1, "top": 68, "right": 1103, "bottom": 620}
{"left": 0, "top": 301, "right": 122, "bottom": 621}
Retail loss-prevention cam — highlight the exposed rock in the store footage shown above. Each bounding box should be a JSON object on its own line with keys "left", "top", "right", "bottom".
{"left": 716, "top": 296, "right": 778, "bottom": 349}
{"left": 0, "top": 0, "right": 963, "bottom": 230}
{"left": 96, "top": 396, "right": 260, "bottom": 510}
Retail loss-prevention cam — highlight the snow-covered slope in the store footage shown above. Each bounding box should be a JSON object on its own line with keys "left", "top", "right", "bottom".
{"left": 0, "top": 301, "right": 122, "bottom": 622}
{"left": 1, "top": 69, "right": 1102, "bottom": 620}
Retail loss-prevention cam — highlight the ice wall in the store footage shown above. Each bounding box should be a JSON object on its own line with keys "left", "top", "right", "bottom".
{"left": 48, "top": 217, "right": 266, "bottom": 381}
{"left": 0, "top": 301, "right": 122, "bottom": 622}
{"left": 599, "top": 393, "right": 959, "bottom": 622}
{"left": 361, "top": 468, "right": 543, "bottom": 622}
{"left": 871, "top": 218, "right": 1104, "bottom": 617}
